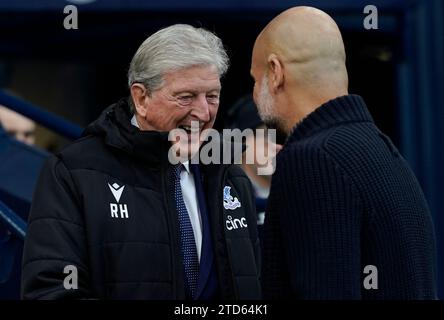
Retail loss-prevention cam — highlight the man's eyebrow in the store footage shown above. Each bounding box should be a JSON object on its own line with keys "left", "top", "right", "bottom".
{"left": 173, "top": 90, "right": 196, "bottom": 96}
{"left": 173, "top": 85, "right": 221, "bottom": 95}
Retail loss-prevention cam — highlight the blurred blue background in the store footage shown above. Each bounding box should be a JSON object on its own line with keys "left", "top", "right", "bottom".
{"left": 0, "top": 0, "right": 442, "bottom": 299}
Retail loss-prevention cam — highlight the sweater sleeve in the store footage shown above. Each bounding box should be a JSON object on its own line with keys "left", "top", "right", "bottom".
{"left": 21, "top": 156, "right": 92, "bottom": 299}
{"left": 271, "top": 144, "right": 363, "bottom": 299}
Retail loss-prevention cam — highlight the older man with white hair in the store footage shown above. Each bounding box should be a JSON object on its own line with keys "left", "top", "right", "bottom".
{"left": 22, "top": 24, "right": 261, "bottom": 300}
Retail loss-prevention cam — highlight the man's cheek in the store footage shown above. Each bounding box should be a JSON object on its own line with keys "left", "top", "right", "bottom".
{"left": 159, "top": 110, "right": 180, "bottom": 130}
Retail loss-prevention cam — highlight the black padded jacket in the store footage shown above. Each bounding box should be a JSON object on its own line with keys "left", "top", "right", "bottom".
{"left": 21, "top": 99, "right": 261, "bottom": 300}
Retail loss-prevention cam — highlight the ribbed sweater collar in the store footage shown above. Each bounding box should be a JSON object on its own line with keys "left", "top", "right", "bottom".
{"left": 287, "top": 94, "right": 374, "bottom": 144}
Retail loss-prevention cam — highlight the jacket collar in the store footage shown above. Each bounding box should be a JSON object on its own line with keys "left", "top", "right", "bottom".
{"left": 83, "top": 98, "right": 171, "bottom": 165}
{"left": 287, "top": 94, "right": 374, "bottom": 144}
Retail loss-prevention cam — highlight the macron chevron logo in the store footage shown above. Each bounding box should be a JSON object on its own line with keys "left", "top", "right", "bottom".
{"left": 108, "top": 182, "right": 125, "bottom": 203}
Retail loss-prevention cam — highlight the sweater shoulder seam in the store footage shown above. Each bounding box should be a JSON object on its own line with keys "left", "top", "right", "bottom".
{"left": 320, "top": 130, "right": 374, "bottom": 222}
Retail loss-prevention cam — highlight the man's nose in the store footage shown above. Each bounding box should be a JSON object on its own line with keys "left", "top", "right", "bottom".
{"left": 193, "top": 95, "right": 211, "bottom": 122}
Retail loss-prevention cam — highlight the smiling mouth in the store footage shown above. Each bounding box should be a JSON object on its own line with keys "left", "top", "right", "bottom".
{"left": 178, "top": 123, "right": 204, "bottom": 134}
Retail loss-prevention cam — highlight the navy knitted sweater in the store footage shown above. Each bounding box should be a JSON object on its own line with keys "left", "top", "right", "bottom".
{"left": 263, "top": 95, "right": 437, "bottom": 299}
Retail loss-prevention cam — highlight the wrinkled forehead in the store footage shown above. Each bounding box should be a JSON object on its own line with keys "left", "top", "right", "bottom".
{"left": 161, "top": 65, "right": 222, "bottom": 93}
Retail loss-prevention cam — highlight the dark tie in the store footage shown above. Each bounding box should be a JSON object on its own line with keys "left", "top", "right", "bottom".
{"left": 171, "top": 164, "right": 199, "bottom": 299}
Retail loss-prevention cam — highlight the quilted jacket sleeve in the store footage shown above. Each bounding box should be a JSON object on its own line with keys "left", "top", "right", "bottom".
{"left": 21, "top": 156, "right": 92, "bottom": 299}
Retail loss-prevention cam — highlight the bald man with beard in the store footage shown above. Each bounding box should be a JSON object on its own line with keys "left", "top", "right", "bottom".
{"left": 251, "top": 7, "right": 436, "bottom": 299}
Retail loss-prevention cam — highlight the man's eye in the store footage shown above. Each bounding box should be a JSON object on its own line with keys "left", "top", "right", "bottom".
{"left": 178, "top": 96, "right": 193, "bottom": 104}
{"left": 206, "top": 95, "right": 219, "bottom": 103}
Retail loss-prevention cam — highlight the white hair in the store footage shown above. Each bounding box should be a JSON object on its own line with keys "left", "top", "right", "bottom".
{"left": 128, "top": 24, "right": 229, "bottom": 93}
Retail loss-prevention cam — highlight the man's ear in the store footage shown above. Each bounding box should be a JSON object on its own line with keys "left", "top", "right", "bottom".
{"left": 130, "top": 83, "right": 148, "bottom": 117}
{"left": 267, "top": 54, "right": 284, "bottom": 93}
